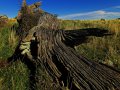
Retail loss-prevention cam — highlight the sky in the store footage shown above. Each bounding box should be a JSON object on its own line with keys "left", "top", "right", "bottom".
{"left": 0, "top": 0, "right": 120, "bottom": 20}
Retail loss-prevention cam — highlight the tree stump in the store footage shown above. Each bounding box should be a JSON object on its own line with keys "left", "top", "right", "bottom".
{"left": 7, "top": 26, "right": 120, "bottom": 90}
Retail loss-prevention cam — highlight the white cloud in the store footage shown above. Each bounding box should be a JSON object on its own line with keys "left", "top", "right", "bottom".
{"left": 58, "top": 5, "right": 120, "bottom": 20}
{"left": 113, "top": 6, "right": 120, "bottom": 9}
{"left": 58, "top": 10, "right": 120, "bottom": 20}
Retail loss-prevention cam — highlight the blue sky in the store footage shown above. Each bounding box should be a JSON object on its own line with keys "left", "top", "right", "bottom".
{"left": 0, "top": 0, "right": 120, "bottom": 20}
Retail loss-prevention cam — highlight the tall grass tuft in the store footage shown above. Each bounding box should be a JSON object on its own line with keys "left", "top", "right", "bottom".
{"left": 8, "top": 30, "right": 18, "bottom": 49}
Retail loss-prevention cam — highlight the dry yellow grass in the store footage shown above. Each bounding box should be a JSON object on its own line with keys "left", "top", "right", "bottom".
{"left": 8, "top": 30, "right": 18, "bottom": 48}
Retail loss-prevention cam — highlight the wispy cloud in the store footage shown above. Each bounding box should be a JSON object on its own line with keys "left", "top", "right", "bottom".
{"left": 113, "top": 6, "right": 120, "bottom": 9}
{"left": 58, "top": 7, "right": 120, "bottom": 20}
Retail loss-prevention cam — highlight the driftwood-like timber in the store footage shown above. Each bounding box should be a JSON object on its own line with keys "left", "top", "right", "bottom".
{"left": 6, "top": 25, "right": 120, "bottom": 90}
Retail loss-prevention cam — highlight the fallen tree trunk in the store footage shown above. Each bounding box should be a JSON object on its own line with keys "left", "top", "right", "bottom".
{"left": 3, "top": 1, "right": 119, "bottom": 89}
{"left": 7, "top": 27, "right": 119, "bottom": 90}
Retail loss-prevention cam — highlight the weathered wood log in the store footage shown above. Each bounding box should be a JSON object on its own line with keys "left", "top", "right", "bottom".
{"left": 6, "top": 26, "right": 119, "bottom": 90}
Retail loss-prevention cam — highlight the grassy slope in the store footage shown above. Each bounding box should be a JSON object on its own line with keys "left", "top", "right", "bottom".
{"left": 0, "top": 19, "right": 120, "bottom": 90}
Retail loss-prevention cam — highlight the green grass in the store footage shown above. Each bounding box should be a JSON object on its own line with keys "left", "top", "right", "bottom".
{"left": 0, "top": 28, "right": 13, "bottom": 59}
{"left": 0, "top": 61, "right": 29, "bottom": 90}
{"left": 0, "top": 19, "right": 120, "bottom": 90}
{"left": 0, "top": 22, "right": 30, "bottom": 90}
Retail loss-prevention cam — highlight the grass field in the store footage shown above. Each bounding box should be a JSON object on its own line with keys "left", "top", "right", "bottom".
{"left": 60, "top": 19, "right": 120, "bottom": 68}
{"left": 0, "top": 19, "right": 120, "bottom": 90}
